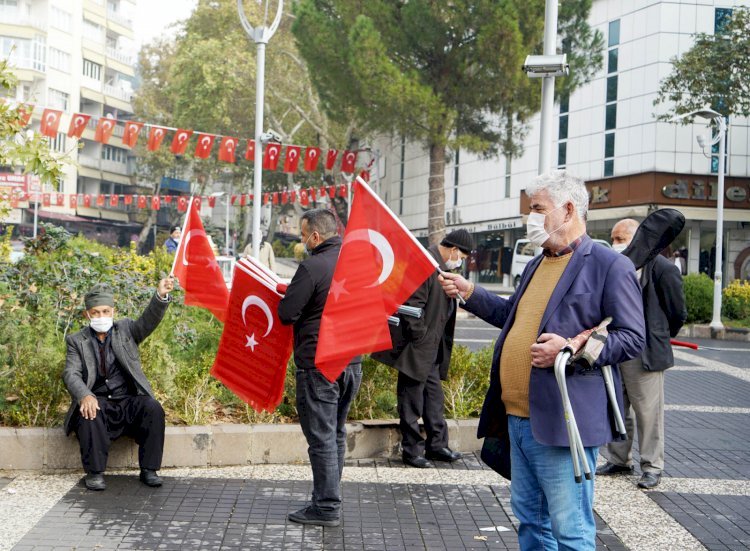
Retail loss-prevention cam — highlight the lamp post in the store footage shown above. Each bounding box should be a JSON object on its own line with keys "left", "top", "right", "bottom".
{"left": 237, "top": 0, "right": 283, "bottom": 258}
{"left": 670, "top": 107, "right": 728, "bottom": 331}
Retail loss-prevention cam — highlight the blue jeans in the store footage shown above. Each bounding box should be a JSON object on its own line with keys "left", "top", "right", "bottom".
{"left": 508, "top": 415, "right": 598, "bottom": 551}
{"left": 296, "top": 363, "right": 362, "bottom": 517}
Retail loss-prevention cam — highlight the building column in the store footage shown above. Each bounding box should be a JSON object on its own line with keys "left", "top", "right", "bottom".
{"left": 687, "top": 221, "right": 700, "bottom": 275}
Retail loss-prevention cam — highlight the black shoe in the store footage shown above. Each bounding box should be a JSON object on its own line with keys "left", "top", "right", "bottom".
{"left": 638, "top": 472, "right": 661, "bottom": 489}
{"left": 287, "top": 506, "right": 340, "bottom": 527}
{"left": 403, "top": 455, "right": 434, "bottom": 469}
{"left": 139, "top": 469, "right": 163, "bottom": 487}
{"left": 595, "top": 462, "right": 634, "bottom": 476}
{"left": 426, "top": 447, "right": 462, "bottom": 462}
{"left": 85, "top": 473, "right": 106, "bottom": 491}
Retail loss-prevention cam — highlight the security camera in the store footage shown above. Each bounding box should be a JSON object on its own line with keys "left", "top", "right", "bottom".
{"left": 522, "top": 54, "right": 569, "bottom": 78}
{"left": 260, "top": 130, "right": 283, "bottom": 143}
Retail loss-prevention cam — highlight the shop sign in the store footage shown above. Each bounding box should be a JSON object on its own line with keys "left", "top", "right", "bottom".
{"left": 662, "top": 179, "right": 748, "bottom": 203}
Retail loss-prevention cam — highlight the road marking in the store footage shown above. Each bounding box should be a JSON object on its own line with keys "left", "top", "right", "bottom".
{"left": 672, "top": 351, "right": 750, "bottom": 383}
{"left": 455, "top": 338, "right": 494, "bottom": 344}
{"left": 665, "top": 404, "right": 750, "bottom": 415}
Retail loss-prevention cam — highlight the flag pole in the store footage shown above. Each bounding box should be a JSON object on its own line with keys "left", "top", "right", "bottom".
{"left": 170, "top": 196, "right": 194, "bottom": 277}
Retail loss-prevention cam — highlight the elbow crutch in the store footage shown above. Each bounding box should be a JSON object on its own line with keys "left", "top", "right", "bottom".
{"left": 553, "top": 348, "right": 591, "bottom": 483}
{"left": 601, "top": 364, "right": 627, "bottom": 439}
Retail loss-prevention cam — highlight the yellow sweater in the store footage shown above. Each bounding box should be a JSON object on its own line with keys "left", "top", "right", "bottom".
{"left": 500, "top": 254, "right": 572, "bottom": 417}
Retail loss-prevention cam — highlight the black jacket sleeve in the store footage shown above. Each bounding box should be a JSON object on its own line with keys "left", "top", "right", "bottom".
{"left": 278, "top": 264, "right": 314, "bottom": 325}
{"left": 655, "top": 261, "right": 687, "bottom": 337}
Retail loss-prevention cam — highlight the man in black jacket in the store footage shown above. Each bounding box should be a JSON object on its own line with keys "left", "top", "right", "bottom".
{"left": 278, "top": 208, "right": 362, "bottom": 527}
{"left": 597, "top": 218, "right": 687, "bottom": 489}
{"left": 373, "top": 229, "right": 473, "bottom": 468}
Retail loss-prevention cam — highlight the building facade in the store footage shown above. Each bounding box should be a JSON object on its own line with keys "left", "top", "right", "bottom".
{"left": 0, "top": 0, "right": 140, "bottom": 245}
{"left": 375, "top": 0, "right": 750, "bottom": 285}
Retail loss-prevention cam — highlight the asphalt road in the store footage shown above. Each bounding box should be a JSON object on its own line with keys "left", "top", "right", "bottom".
{"left": 454, "top": 311, "right": 750, "bottom": 369}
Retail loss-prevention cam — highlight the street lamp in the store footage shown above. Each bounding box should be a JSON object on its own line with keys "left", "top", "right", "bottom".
{"left": 670, "top": 107, "right": 728, "bottom": 331}
{"left": 237, "top": 0, "right": 283, "bottom": 258}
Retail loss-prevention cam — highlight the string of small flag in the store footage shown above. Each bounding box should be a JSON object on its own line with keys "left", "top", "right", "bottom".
{"left": 0, "top": 183, "right": 356, "bottom": 211}
{"left": 15, "top": 102, "right": 366, "bottom": 173}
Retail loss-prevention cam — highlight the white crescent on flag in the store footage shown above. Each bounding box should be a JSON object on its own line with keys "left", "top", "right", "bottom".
{"left": 155, "top": 128, "right": 164, "bottom": 138}
{"left": 46, "top": 113, "right": 58, "bottom": 124}
{"left": 74, "top": 116, "right": 85, "bottom": 127}
{"left": 309, "top": 149, "right": 317, "bottom": 158}
{"left": 178, "top": 132, "right": 188, "bottom": 143}
{"left": 345, "top": 229, "right": 395, "bottom": 286}
{"left": 241, "top": 295, "right": 274, "bottom": 337}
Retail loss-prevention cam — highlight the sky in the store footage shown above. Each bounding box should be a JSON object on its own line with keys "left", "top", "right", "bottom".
{"left": 133, "top": 0, "right": 198, "bottom": 47}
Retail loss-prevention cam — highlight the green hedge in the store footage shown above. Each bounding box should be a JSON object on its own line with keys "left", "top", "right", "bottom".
{"left": 683, "top": 273, "right": 713, "bottom": 323}
{"left": 0, "top": 226, "right": 493, "bottom": 427}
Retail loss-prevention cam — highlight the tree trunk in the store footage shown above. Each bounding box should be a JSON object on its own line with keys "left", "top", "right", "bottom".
{"left": 427, "top": 142, "right": 446, "bottom": 246}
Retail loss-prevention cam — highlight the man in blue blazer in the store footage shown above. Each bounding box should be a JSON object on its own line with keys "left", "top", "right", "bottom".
{"left": 440, "top": 171, "right": 645, "bottom": 551}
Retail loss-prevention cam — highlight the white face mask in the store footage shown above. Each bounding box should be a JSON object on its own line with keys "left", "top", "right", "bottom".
{"left": 89, "top": 316, "right": 113, "bottom": 333}
{"left": 303, "top": 233, "right": 314, "bottom": 255}
{"left": 526, "top": 206, "right": 567, "bottom": 247}
{"left": 445, "top": 250, "right": 463, "bottom": 270}
{"left": 612, "top": 243, "right": 628, "bottom": 253}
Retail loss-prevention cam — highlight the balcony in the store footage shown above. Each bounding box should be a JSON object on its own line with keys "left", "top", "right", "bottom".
{"left": 101, "top": 159, "right": 129, "bottom": 175}
{"left": 81, "top": 75, "right": 102, "bottom": 93}
{"left": 106, "top": 46, "right": 134, "bottom": 66}
{"left": 106, "top": 9, "right": 132, "bottom": 29}
{"left": 0, "top": 10, "right": 47, "bottom": 31}
{"left": 78, "top": 154, "right": 100, "bottom": 170}
{"left": 104, "top": 83, "right": 132, "bottom": 103}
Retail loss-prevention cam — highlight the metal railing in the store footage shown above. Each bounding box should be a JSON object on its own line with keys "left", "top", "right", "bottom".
{"left": 103, "top": 84, "right": 132, "bottom": 102}
{"left": 106, "top": 9, "right": 133, "bottom": 29}
{"left": 0, "top": 11, "right": 47, "bottom": 31}
{"left": 106, "top": 47, "right": 134, "bottom": 66}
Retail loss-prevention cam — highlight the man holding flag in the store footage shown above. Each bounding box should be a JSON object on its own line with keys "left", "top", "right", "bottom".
{"left": 277, "top": 209, "right": 363, "bottom": 528}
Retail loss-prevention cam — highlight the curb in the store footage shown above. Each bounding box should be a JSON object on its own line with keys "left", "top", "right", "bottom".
{"left": 0, "top": 419, "right": 482, "bottom": 471}
{"left": 678, "top": 324, "right": 750, "bottom": 342}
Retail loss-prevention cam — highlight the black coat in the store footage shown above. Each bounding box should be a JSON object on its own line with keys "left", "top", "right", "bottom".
{"left": 371, "top": 245, "right": 457, "bottom": 382}
{"left": 639, "top": 254, "right": 687, "bottom": 371}
{"left": 278, "top": 236, "right": 342, "bottom": 370}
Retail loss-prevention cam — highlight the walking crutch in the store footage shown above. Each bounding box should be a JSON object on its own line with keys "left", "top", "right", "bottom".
{"left": 553, "top": 347, "right": 591, "bottom": 483}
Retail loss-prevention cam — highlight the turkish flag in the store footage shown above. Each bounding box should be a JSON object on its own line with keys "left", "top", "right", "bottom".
{"left": 218, "top": 137, "right": 238, "bottom": 163}
{"left": 177, "top": 196, "right": 188, "bottom": 212}
{"left": 67, "top": 113, "right": 91, "bottom": 138}
{"left": 245, "top": 139, "right": 256, "bottom": 161}
{"left": 338, "top": 184, "right": 347, "bottom": 198}
{"left": 69, "top": 194, "right": 78, "bottom": 208}
{"left": 124, "top": 194, "right": 133, "bottom": 205}
{"left": 340, "top": 150, "right": 357, "bottom": 173}
{"left": 164, "top": 195, "right": 173, "bottom": 204}
{"left": 328, "top": 186, "right": 336, "bottom": 199}
{"left": 263, "top": 143, "right": 281, "bottom": 170}
{"left": 83, "top": 194, "right": 92, "bottom": 208}
{"left": 239, "top": 194, "right": 247, "bottom": 207}
{"left": 55, "top": 193, "right": 64, "bottom": 206}
{"left": 319, "top": 186, "right": 327, "bottom": 200}
{"left": 194, "top": 196, "right": 202, "bottom": 209}
{"left": 17, "top": 105, "right": 33, "bottom": 126}
{"left": 40, "top": 109, "right": 63, "bottom": 138}
{"left": 303, "top": 147, "right": 321, "bottom": 171}
{"left": 207, "top": 195, "right": 216, "bottom": 208}
{"left": 148, "top": 126, "right": 167, "bottom": 151}
{"left": 172, "top": 198, "right": 229, "bottom": 322}
{"left": 151, "top": 195, "right": 160, "bottom": 210}
{"left": 314, "top": 178, "right": 439, "bottom": 381}
{"left": 283, "top": 145, "right": 301, "bottom": 173}
{"left": 263, "top": 193, "right": 269, "bottom": 205}
{"left": 299, "top": 189, "right": 309, "bottom": 206}
{"left": 310, "top": 187, "right": 317, "bottom": 201}
{"left": 95, "top": 116, "right": 116, "bottom": 144}
{"left": 42, "top": 193, "right": 51, "bottom": 207}
{"left": 211, "top": 260, "right": 292, "bottom": 412}
{"left": 272, "top": 192, "right": 279, "bottom": 205}
{"left": 96, "top": 194, "right": 105, "bottom": 207}
{"left": 359, "top": 170, "right": 370, "bottom": 183}
{"left": 325, "top": 149, "right": 339, "bottom": 170}
{"left": 122, "top": 121, "right": 143, "bottom": 148}
{"left": 137, "top": 195, "right": 147, "bottom": 209}
{"left": 109, "top": 194, "right": 119, "bottom": 207}
{"left": 194, "top": 133, "right": 215, "bottom": 159}
{"left": 171, "top": 129, "right": 193, "bottom": 155}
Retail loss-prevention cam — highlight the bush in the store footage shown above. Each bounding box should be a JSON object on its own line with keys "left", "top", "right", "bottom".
{"left": 683, "top": 273, "right": 713, "bottom": 323}
{"left": 272, "top": 239, "right": 297, "bottom": 258}
{"left": 723, "top": 280, "right": 750, "bottom": 321}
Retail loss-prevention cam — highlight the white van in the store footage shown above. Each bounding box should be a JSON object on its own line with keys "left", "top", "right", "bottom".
{"left": 511, "top": 238, "right": 612, "bottom": 288}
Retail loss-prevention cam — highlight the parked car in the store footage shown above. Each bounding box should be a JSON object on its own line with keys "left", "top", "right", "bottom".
{"left": 511, "top": 237, "right": 612, "bottom": 288}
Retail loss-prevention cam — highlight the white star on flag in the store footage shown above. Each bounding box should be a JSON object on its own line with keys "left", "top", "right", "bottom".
{"left": 329, "top": 278, "right": 349, "bottom": 301}
{"left": 245, "top": 333, "right": 258, "bottom": 351}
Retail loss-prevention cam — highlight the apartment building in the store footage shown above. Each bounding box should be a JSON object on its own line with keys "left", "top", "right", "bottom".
{"left": 375, "top": 0, "right": 750, "bottom": 285}
{"left": 0, "top": 0, "right": 139, "bottom": 245}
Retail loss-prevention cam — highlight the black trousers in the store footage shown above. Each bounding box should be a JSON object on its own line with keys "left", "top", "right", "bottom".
{"left": 75, "top": 395, "right": 165, "bottom": 474}
{"left": 397, "top": 364, "right": 448, "bottom": 459}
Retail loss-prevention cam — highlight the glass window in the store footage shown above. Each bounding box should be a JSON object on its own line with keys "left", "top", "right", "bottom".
{"left": 605, "top": 132, "right": 615, "bottom": 158}
{"left": 715, "top": 8, "right": 733, "bottom": 33}
{"left": 83, "top": 59, "right": 102, "bottom": 80}
{"left": 48, "top": 88, "right": 69, "bottom": 110}
{"left": 606, "top": 76, "right": 618, "bottom": 103}
{"left": 557, "top": 141, "right": 567, "bottom": 167}
{"left": 83, "top": 19, "right": 103, "bottom": 43}
{"left": 558, "top": 114, "right": 568, "bottom": 140}
{"left": 604, "top": 159, "right": 614, "bottom": 177}
{"left": 559, "top": 93, "right": 569, "bottom": 114}
{"left": 50, "top": 132, "right": 66, "bottom": 153}
{"left": 608, "top": 48, "right": 618, "bottom": 73}
{"left": 608, "top": 20, "right": 620, "bottom": 47}
{"left": 605, "top": 104, "right": 617, "bottom": 130}
{"left": 50, "top": 6, "right": 71, "bottom": 31}
{"left": 48, "top": 47, "right": 70, "bottom": 72}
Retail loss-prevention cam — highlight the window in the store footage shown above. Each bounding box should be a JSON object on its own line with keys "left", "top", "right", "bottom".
{"left": 608, "top": 20, "right": 620, "bottom": 47}
{"left": 83, "top": 59, "right": 102, "bottom": 80}
{"left": 50, "top": 132, "right": 66, "bottom": 153}
{"left": 83, "top": 19, "right": 103, "bottom": 43}
{"left": 50, "top": 6, "right": 71, "bottom": 31}
{"left": 48, "top": 88, "right": 69, "bottom": 110}
{"left": 101, "top": 145, "right": 126, "bottom": 163}
{"left": 604, "top": 159, "right": 614, "bottom": 177}
{"left": 557, "top": 142, "right": 567, "bottom": 168}
{"left": 48, "top": 47, "right": 70, "bottom": 72}
{"left": 608, "top": 49, "right": 618, "bottom": 74}
{"left": 558, "top": 115, "right": 568, "bottom": 140}
{"left": 606, "top": 76, "right": 618, "bottom": 103}
{"left": 559, "top": 93, "right": 569, "bottom": 114}
{"left": 605, "top": 132, "right": 615, "bottom": 159}
{"left": 715, "top": 8, "right": 733, "bottom": 33}
{"left": 605, "top": 104, "right": 617, "bottom": 131}
{"left": 0, "top": 35, "right": 45, "bottom": 71}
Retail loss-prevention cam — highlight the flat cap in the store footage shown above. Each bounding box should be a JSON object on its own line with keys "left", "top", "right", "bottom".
{"left": 84, "top": 283, "right": 115, "bottom": 310}
{"left": 440, "top": 229, "right": 474, "bottom": 255}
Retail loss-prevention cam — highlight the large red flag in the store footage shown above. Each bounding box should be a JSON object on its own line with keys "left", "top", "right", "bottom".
{"left": 218, "top": 136, "right": 238, "bottom": 163}
{"left": 171, "top": 198, "right": 229, "bottom": 322}
{"left": 314, "top": 178, "right": 438, "bottom": 381}
{"left": 147, "top": 126, "right": 167, "bottom": 151}
{"left": 245, "top": 139, "right": 256, "bottom": 161}
{"left": 171, "top": 129, "right": 193, "bottom": 155}
{"left": 94, "top": 116, "right": 116, "bottom": 143}
{"left": 194, "top": 133, "right": 215, "bottom": 159}
{"left": 211, "top": 262, "right": 292, "bottom": 412}
{"left": 325, "top": 149, "right": 339, "bottom": 170}
{"left": 283, "top": 145, "right": 301, "bottom": 173}
{"left": 40, "top": 109, "right": 62, "bottom": 138}
{"left": 340, "top": 150, "right": 358, "bottom": 173}
{"left": 122, "top": 121, "right": 143, "bottom": 148}
{"left": 304, "top": 147, "right": 321, "bottom": 171}
{"left": 67, "top": 113, "right": 91, "bottom": 138}
{"left": 263, "top": 143, "right": 281, "bottom": 170}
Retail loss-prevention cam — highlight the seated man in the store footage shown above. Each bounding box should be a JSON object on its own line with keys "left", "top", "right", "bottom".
{"left": 62, "top": 278, "right": 173, "bottom": 491}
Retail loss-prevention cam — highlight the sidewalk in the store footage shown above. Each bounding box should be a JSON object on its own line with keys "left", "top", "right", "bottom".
{"left": 1, "top": 342, "right": 748, "bottom": 550}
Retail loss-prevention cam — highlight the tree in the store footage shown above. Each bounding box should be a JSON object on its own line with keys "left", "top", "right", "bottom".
{"left": 0, "top": 57, "right": 69, "bottom": 219}
{"left": 655, "top": 7, "right": 750, "bottom": 119}
{"left": 292, "top": 0, "right": 602, "bottom": 244}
